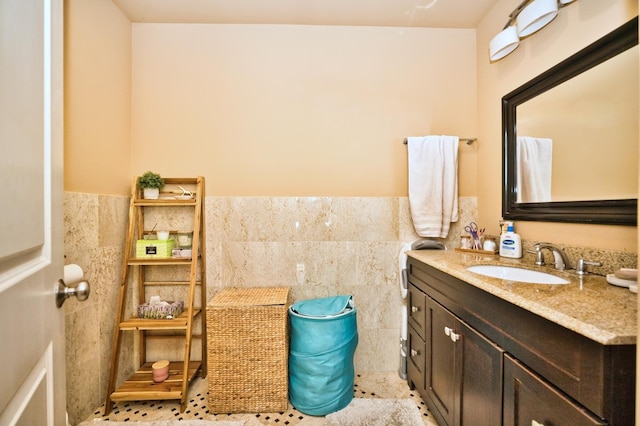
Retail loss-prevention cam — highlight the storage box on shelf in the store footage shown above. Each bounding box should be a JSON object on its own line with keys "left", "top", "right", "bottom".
{"left": 136, "top": 239, "right": 176, "bottom": 258}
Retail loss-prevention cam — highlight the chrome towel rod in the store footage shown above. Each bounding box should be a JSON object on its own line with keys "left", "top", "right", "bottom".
{"left": 403, "top": 137, "right": 477, "bottom": 145}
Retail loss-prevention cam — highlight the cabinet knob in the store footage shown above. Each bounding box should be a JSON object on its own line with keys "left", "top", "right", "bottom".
{"left": 411, "top": 305, "right": 419, "bottom": 313}
{"left": 410, "top": 349, "right": 420, "bottom": 357}
{"left": 531, "top": 421, "right": 545, "bottom": 426}
{"left": 444, "top": 326, "right": 460, "bottom": 342}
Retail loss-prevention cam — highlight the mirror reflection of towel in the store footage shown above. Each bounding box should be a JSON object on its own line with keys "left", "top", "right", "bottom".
{"left": 407, "top": 135, "right": 459, "bottom": 238}
{"left": 517, "top": 136, "right": 552, "bottom": 203}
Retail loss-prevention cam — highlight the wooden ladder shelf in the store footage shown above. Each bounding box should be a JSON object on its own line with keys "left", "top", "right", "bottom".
{"left": 105, "top": 177, "right": 207, "bottom": 414}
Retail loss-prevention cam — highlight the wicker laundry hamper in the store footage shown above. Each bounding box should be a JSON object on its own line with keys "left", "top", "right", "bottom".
{"left": 206, "top": 287, "right": 290, "bottom": 413}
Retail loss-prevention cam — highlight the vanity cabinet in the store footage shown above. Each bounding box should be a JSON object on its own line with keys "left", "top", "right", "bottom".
{"left": 407, "top": 257, "right": 635, "bottom": 426}
{"left": 408, "top": 283, "right": 502, "bottom": 426}
{"left": 503, "top": 355, "right": 605, "bottom": 426}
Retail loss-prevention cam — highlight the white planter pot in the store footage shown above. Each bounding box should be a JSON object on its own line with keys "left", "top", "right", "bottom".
{"left": 143, "top": 188, "right": 160, "bottom": 199}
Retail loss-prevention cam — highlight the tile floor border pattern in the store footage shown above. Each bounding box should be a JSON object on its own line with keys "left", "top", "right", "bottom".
{"left": 85, "top": 373, "right": 437, "bottom": 425}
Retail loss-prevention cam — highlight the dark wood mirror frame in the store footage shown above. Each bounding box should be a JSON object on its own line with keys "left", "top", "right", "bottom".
{"left": 502, "top": 17, "right": 638, "bottom": 226}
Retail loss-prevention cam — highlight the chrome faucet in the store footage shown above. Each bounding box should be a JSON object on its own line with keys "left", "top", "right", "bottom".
{"left": 533, "top": 243, "right": 569, "bottom": 271}
{"left": 575, "top": 258, "right": 603, "bottom": 275}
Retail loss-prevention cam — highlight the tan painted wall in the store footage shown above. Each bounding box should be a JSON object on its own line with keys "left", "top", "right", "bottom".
{"left": 64, "top": 0, "right": 132, "bottom": 196}
{"left": 129, "top": 24, "right": 478, "bottom": 196}
{"left": 476, "top": 0, "right": 638, "bottom": 251}
{"left": 64, "top": 0, "right": 638, "bottom": 250}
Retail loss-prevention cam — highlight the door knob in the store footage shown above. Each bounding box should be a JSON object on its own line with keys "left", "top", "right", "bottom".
{"left": 55, "top": 279, "right": 90, "bottom": 308}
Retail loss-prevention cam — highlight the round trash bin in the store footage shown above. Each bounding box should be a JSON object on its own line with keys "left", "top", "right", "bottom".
{"left": 288, "top": 295, "right": 358, "bottom": 416}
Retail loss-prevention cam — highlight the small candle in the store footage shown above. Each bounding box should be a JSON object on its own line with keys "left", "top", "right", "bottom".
{"left": 152, "top": 360, "right": 170, "bottom": 383}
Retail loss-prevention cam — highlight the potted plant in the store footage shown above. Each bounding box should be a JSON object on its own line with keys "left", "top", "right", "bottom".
{"left": 137, "top": 171, "right": 165, "bottom": 199}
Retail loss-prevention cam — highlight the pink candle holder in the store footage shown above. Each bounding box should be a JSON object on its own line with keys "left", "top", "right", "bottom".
{"left": 152, "top": 360, "right": 170, "bottom": 383}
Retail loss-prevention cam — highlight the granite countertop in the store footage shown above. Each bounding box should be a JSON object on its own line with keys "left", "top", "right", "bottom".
{"left": 406, "top": 249, "right": 637, "bottom": 345}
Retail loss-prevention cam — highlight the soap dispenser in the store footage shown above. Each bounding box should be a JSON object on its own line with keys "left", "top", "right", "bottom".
{"left": 499, "top": 224, "right": 522, "bottom": 258}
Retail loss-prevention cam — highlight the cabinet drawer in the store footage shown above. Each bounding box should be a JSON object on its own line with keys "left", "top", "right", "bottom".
{"left": 407, "top": 324, "right": 426, "bottom": 393}
{"left": 408, "top": 284, "right": 427, "bottom": 338}
{"left": 503, "top": 354, "right": 606, "bottom": 426}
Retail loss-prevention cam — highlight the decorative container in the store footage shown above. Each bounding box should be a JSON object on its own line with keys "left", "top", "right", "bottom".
{"left": 176, "top": 231, "right": 193, "bottom": 248}
{"left": 136, "top": 239, "right": 175, "bottom": 258}
{"left": 152, "top": 359, "right": 170, "bottom": 383}
{"left": 143, "top": 187, "right": 160, "bottom": 199}
{"left": 137, "top": 300, "right": 184, "bottom": 319}
{"left": 172, "top": 248, "right": 192, "bottom": 259}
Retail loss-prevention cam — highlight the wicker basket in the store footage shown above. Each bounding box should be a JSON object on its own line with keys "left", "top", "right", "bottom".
{"left": 137, "top": 300, "right": 183, "bottom": 319}
{"left": 206, "top": 287, "right": 290, "bottom": 413}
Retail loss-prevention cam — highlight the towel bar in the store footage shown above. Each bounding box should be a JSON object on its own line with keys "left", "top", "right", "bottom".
{"left": 403, "top": 137, "right": 476, "bottom": 145}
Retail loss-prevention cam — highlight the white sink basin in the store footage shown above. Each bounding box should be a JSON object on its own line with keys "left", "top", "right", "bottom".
{"left": 466, "top": 265, "right": 570, "bottom": 285}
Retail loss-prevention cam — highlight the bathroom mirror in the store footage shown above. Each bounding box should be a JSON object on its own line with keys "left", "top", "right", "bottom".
{"left": 502, "top": 17, "right": 638, "bottom": 225}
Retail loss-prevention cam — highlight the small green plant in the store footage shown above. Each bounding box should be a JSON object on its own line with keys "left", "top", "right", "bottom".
{"left": 137, "top": 171, "right": 165, "bottom": 189}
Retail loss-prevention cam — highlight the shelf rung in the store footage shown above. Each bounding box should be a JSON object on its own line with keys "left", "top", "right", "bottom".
{"left": 127, "top": 258, "right": 193, "bottom": 266}
{"left": 143, "top": 281, "right": 202, "bottom": 286}
{"left": 162, "top": 177, "right": 199, "bottom": 185}
{"left": 110, "top": 361, "right": 201, "bottom": 402}
{"left": 145, "top": 333, "right": 203, "bottom": 340}
{"left": 133, "top": 200, "right": 197, "bottom": 206}
{"left": 119, "top": 309, "right": 200, "bottom": 330}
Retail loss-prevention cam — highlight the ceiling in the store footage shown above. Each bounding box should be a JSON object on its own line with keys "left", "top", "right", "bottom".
{"left": 111, "top": 0, "right": 500, "bottom": 28}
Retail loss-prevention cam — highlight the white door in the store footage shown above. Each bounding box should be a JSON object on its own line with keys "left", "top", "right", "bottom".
{"left": 0, "top": 0, "right": 66, "bottom": 425}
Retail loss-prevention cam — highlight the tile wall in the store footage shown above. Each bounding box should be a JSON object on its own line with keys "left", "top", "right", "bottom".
{"left": 62, "top": 192, "right": 474, "bottom": 424}
{"left": 65, "top": 193, "right": 475, "bottom": 424}
{"left": 63, "top": 193, "right": 131, "bottom": 425}
{"left": 64, "top": 192, "right": 638, "bottom": 424}
{"left": 204, "top": 196, "right": 477, "bottom": 369}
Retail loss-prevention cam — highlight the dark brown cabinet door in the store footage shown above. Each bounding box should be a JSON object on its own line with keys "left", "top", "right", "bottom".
{"left": 426, "top": 297, "right": 503, "bottom": 426}
{"left": 426, "top": 298, "right": 457, "bottom": 426}
{"left": 458, "top": 320, "right": 503, "bottom": 426}
{"left": 503, "top": 354, "right": 606, "bottom": 426}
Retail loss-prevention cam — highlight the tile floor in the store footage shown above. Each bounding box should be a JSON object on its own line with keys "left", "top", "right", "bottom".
{"left": 84, "top": 372, "right": 438, "bottom": 425}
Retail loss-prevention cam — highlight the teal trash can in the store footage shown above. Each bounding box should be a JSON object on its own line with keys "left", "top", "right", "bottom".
{"left": 288, "top": 295, "right": 358, "bottom": 416}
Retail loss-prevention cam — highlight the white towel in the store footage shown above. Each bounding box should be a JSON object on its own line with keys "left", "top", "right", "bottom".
{"left": 516, "top": 136, "right": 552, "bottom": 203}
{"left": 407, "top": 135, "right": 459, "bottom": 238}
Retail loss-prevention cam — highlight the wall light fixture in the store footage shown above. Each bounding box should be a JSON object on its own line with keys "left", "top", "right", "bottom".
{"left": 489, "top": 0, "right": 577, "bottom": 62}
{"left": 517, "top": 0, "right": 558, "bottom": 37}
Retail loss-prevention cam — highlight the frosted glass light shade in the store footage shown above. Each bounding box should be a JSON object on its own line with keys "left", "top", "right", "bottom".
{"left": 517, "top": 0, "right": 558, "bottom": 37}
{"left": 559, "top": 0, "right": 576, "bottom": 3}
{"left": 489, "top": 26, "right": 520, "bottom": 61}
